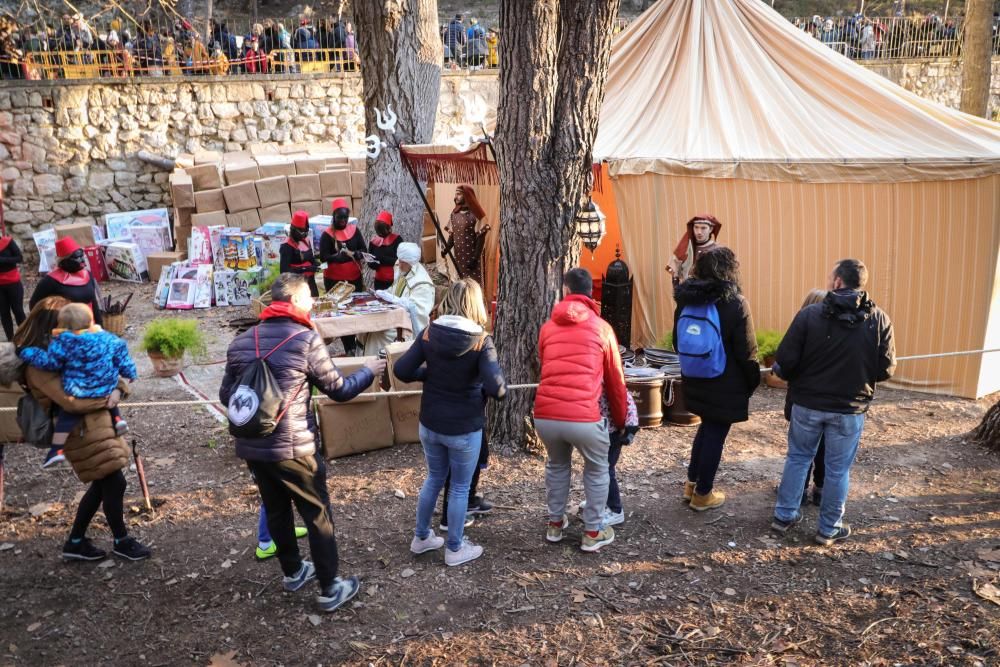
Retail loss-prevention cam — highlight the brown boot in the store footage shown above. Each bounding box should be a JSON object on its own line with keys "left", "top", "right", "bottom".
{"left": 690, "top": 489, "right": 726, "bottom": 512}
{"left": 682, "top": 481, "right": 695, "bottom": 501}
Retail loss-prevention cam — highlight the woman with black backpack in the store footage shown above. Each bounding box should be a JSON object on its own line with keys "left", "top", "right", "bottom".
{"left": 673, "top": 247, "right": 759, "bottom": 512}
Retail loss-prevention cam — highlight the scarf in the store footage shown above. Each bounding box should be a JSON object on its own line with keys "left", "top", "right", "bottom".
{"left": 454, "top": 184, "right": 487, "bottom": 221}
{"left": 259, "top": 301, "right": 313, "bottom": 329}
{"left": 47, "top": 268, "right": 92, "bottom": 286}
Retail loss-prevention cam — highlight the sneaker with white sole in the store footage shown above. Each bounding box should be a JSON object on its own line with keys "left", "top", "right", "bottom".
{"left": 114, "top": 418, "right": 129, "bottom": 436}
{"left": 603, "top": 508, "right": 625, "bottom": 526}
{"left": 112, "top": 536, "right": 151, "bottom": 561}
{"left": 814, "top": 524, "right": 852, "bottom": 546}
{"left": 317, "top": 576, "right": 360, "bottom": 613}
{"left": 42, "top": 449, "right": 65, "bottom": 469}
{"left": 445, "top": 538, "right": 484, "bottom": 566}
{"left": 440, "top": 514, "right": 474, "bottom": 531}
{"left": 770, "top": 514, "right": 803, "bottom": 536}
{"left": 467, "top": 496, "right": 494, "bottom": 515}
{"left": 410, "top": 531, "right": 445, "bottom": 554}
{"left": 581, "top": 526, "right": 615, "bottom": 552}
{"left": 282, "top": 561, "right": 316, "bottom": 592}
{"left": 546, "top": 515, "right": 570, "bottom": 543}
{"left": 62, "top": 537, "right": 107, "bottom": 561}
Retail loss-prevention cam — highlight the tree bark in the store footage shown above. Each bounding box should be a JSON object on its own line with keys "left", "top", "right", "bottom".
{"left": 352, "top": 0, "right": 442, "bottom": 245}
{"left": 489, "top": 0, "right": 621, "bottom": 454}
{"left": 960, "top": 0, "right": 993, "bottom": 118}
{"left": 973, "top": 399, "right": 1000, "bottom": 451}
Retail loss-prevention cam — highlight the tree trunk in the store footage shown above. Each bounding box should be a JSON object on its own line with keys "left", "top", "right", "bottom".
{"left": 973, "top": 399, "right": 1000, "bottom": 451}
{"left": 489, "top": 0, "right": 621, "bottom": 454}
{"left": 352, "top": 0, "right": 442, "bottom": 245}
{"left": 960, "top": 0, "right": 993, "bottom": 118}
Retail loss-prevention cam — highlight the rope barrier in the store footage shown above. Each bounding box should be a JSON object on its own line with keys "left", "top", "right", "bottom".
{"left": 0, "top": 349, "right": 994, "bottom": 414}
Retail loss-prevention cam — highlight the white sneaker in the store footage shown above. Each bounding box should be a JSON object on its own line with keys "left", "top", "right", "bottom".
{"left": 445, "top": 539, "right": 483, "bottom": 566}
{"left": 603, "top": 508, "right": 625, "bottom": 526}
{"left": 410, "top": 530, "right": 445, "bottom": 554}
{"left": 578, "top": 499, "right": 587, "bottom": 510}
{"left": 282, "top": 561, "right": 316, "bottom": 592}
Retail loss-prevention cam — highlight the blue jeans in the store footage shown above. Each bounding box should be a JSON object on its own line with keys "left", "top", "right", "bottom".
{"left": 415, "top": 425, "right": 482, "bottom": 551}
{"left": 775, "top": 404, "right": 865, "bottom": 538}
{"left": 258, "top": 506, "right": 271, "bottom": 544}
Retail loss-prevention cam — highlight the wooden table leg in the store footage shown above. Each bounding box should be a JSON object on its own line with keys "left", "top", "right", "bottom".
{"left": 394, "top": 327, "right": 404, "bottom": 342}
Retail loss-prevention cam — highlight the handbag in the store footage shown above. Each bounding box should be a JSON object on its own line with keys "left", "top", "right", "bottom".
{"left": 16, "top": 393, "right": 54, "bottom": 449}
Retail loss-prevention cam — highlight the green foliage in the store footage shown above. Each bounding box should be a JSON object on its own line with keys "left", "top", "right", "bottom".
{"left": 141, "top": 319, "right": 206, "bottom": 359}
{"left": 655, "top": 331, "right": 673, "bottom": 351}
{"left": 258, "top": 263, "right": 281, "bottom": 296}
{"left": 756, "top": 329, "right": 784, "bottom": 361}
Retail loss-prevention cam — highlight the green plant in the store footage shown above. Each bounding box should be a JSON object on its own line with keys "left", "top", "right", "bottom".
{"left": 655, "top": 331, "right": 673, "bottom": 351}
{"left": 141, "top": 318, "right": 206, "bottom": 359}
{"left": 756, "top": 329, "right": 784, "bottom": 361}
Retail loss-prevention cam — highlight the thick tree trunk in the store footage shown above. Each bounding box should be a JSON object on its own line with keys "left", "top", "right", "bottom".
{"left": 489, "top": 0, "right": 621, "bottom": 454}
{"left": 973, "top": 399, "right": 1000, "bottom": 451}
{"left": 960, "top": 0, "right": 993, "bottom": 118}
{"left": 352, "top": 0, "right": 442, "bottom": 245}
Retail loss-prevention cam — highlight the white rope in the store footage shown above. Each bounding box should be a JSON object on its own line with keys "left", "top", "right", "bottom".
{"left": 0, "top": 350, "right": 995, "bottom": 414}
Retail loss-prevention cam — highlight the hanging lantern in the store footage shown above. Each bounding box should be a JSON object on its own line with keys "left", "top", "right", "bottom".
{"left": 601, "top": 245, "right": 633, "bottom": 349}
{"left": 575, "top": 198, "right": 606, "bottom": 255}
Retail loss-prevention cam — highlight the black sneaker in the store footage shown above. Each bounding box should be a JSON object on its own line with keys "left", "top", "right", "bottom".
{"left": 814, "top": 524, "right": 852, "bottom": 546}
{"left": 112, "top": 537, "right": 152, "bottom": 561}
{"left": 62, "top": 538, "right": 107, "bottom": 561}
{"left": 811, "top": 486, "right": 823, "bottom": 506}
{"left": 770, "top": 514, "right": 803, "bottom": 535}
{"left": 467, "top": 496, "right": 494, "bottom": 515}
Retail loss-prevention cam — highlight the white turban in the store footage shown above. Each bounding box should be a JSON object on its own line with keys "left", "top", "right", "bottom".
{"left": 397, "top": 242, "right": 421, "bottom": 264}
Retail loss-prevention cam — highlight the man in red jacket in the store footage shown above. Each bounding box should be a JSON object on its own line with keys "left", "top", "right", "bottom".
{"left": 534, "top": 268, "right": 628, "bottom": 552}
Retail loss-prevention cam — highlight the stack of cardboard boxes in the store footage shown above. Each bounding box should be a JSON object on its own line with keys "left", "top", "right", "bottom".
{"left": 170, "top": 147, "right": 369, "bottom": 260}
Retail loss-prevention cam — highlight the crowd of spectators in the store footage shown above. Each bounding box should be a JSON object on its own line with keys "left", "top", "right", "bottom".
{"left": 442, "top": 14, "right": 499, "bottom": 70}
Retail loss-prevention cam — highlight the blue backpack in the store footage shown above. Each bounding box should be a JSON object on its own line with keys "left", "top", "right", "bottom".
{"left": 676, "top": 303, "right": 727, "bottom": 378}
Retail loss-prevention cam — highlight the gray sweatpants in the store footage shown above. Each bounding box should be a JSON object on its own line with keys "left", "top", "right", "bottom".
{"left": 534, "top": 418, "right": 610, "bottom": 531}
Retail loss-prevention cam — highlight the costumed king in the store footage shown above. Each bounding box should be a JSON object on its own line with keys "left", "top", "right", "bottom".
{"left": 446, "top": 185, "right": 491, "bottom": 288}
{"left": 666, "top": 215, "right": 722, "bottom": 285}
{"left": 30, "top": 237, "right": 103, "bottom": 326}
{"left": 320, "top": 198, "right": 366, "bottom": 355}
{"left": 367, "top": 210, "right": 402, "bottom": 291}
{"left": 281, "top": 211, "right": 320, "bottom": 297}
{"left": 361, "top": 242, "right": 436, "bottom": 356}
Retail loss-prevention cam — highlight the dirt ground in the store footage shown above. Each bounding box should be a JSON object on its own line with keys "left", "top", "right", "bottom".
{"left": 0, "top": 277, "right": 998, "bottom": 667}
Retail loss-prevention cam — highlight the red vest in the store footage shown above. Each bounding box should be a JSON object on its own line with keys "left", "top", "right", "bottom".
{"left": 284, "top": 239, "right": 315, "bottom": 277}
{"left": 369, "top": 233, "right": 399, "bottom": 282}
{"left": 323, "top": 224, "right": 361, "bottom": 281}
{"left": 0, "top": 237, "right": 20, "bottom": 286}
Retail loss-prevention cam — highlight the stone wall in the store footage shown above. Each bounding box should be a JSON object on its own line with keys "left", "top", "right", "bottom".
{"left": 0, "top": 71, "right": 499, "bottom": 255}
{"left": 0, "top": 59, "right": 995, "bottom": 256}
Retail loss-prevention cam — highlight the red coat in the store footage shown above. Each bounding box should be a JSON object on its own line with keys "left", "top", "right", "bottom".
{"left": 534, "top": 294, "right": 628, "bottom": 429}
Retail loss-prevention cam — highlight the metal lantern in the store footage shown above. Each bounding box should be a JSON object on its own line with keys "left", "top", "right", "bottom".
{"left": 575, "top": 198, "right": 606, "bottom": 254}
{"left": 601, "top": 245, "right": 633, "bottom": 349}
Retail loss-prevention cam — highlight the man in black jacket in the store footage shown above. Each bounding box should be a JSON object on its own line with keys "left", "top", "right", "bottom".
{"left": 771, "top": 259, "right": 895, "bottom": 546}
{"left": 221, "top": 274, "right": 385, "bottom": 612}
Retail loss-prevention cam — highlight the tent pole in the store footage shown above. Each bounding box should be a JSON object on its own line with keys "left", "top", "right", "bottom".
{"left": 398, "top": 146, "right": 461, "bottom": 275}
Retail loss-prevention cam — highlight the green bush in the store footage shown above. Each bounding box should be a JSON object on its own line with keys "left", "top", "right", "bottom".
{"left": 655, "top": 331, "right": 673, "bottom": 351}
{"left": 141, "top": 319, "right": 206, "bottom": 359}
{"left": 756, "top": 329, "right": 783, "bottom": 361}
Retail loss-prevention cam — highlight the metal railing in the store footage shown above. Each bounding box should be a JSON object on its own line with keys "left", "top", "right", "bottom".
{"left": 790, "top": 15, "right": 978, "bottom": 60}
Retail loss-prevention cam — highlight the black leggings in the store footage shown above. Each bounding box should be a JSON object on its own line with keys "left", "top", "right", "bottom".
{"left": 0, "top": 282, "right": 25, "bottom": 341}
{"left": 686, "top": 419, "right": 733, "bottom": 496}
{"left": 70, "top": 470, "right": 128, "bottom": 540}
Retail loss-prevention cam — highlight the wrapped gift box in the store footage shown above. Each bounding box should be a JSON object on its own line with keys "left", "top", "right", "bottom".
{"left": 83, "top": 245, "right": 110, "bottom": 282}
{"left": 103, "top": 241, "right": 149, "bottom": 283}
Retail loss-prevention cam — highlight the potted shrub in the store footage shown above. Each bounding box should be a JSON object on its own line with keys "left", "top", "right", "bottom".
{"left": 756, "top": 329, "right": 786, "bottom": 389}
{"left": 141, "top": 319, "right": 206, "bottom": 377}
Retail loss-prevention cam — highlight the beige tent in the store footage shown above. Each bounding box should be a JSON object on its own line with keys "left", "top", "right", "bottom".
{"left": 595, "top": 0, "right": 1000, "bottom": 398}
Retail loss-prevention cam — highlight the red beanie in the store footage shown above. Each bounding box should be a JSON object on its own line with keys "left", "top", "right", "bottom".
{"left": 331, "top": 198, "right": 349, "bottom": 212}
{"left": 376, "top": 210, "right": 393, "bottom": 226}
{"left": 291, "top": 210, "right": 309, "bottom": 229}
{"left": 55, "top": 236, "right": 81, "bottom": 258}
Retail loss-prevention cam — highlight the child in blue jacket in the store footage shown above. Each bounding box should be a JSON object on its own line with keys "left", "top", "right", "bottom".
{"left": 20, "top": 303, "right": 137, "bottom": 467}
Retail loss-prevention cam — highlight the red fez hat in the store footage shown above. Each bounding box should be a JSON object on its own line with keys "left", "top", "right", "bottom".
{"left": 55, "top": 236, "right": 81, "bottom": 258}
{"left": 291, "top": 210, "right": 309, "bottom": 229}
{"left": 331, "top": 197, "right": 349, "bottom": 212}
{"left": 376, "top": 210, "right": 393, "bottom": 226}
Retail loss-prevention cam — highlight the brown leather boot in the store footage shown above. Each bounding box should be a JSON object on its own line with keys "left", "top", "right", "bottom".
{"left": 682, "top": 481, "right": 695, "bottom": 501}
{"left": 690, "top": 489, "right": 726, "bottom": 511}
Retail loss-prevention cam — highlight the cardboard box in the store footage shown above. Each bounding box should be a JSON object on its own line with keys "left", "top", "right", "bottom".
{"left": 319, "top": 169, "right": 352, "bottom": 197}
{"left": 259, "top": 203, "right": 292, "bottom": 224}
{"left": 225, "top": 163, "right": 260, "bottom": 185}
{"left": 194, "top": 150, "right": 222, "bottom": 165}
{"left": 221, "top": 231, "right": 259, "bottom": 270}
{"left": 326, "top": 155, "right": 349, "bottom": 167}
{"left": 287, "top": 174, "right": 321, "bottom": 202}
{"left": 290, "top": 200, "right": 322, "bottom": 218}
{"left": 55, "top": 222, "right": 97, "bottom": 248}
{"left": 187, "top": 163, "right": 222, "bottom": 191}
{"left": 295, "top": 158, "right": 327, "bottom": 174}
{"left": 255, "top": 176, "right": 290, "bottom": 207}
{"left": 421, "top": 235, "right": 437, "bottom": 264}
{"left": 348, "top": 156, "right": 366, "bottom": 172}
{"left": 385, "top": 341, "right": 422, "bottom": 446}
{"left": 195, "top": 188, "right": 226, "bottom": 213}
{"left": 173, "top": 207, "right": 193, "bottom": 229}
{"left": 128, "top": 225, "right": 172, "bottom": 259}
{"left": 423, "top": 210, "right": 436, "bottom": 237}
{"left": 103, "top": 241, "right": 149, "bottom": 282}
{"left": 174, "top": 225, "right": 192, "bottom": 253}
{"left": 233, "top": 266, "right": 263, "bottom": 304}
{"left": 175, "top": 152, "right": 195, "bottom": 169}
{"left": 226, "top": 209, "right": 261, "bottom": 232}
{"left": 83, "top": 245, "right": 110, "bottom": 282}
{"left": 351, "top": 197, "right": 363, "bottom": 215}
{"left": 169, "top": 171, "right": 195, "bottom": 209}
{"left": 256, "top": 157, "right": 296, "bottom": 178}
{"left": 316, "top": 356, "right": 395, "bottom": 458}
{"left": 222, "top": 181, "right": 261, "bottom": 213}
{"left": 0, "top": 382, "right": 23, "bottom": 442}
{"left": 350, "top": 171, "right": 367, "bottom": 197}
{"left": 191, "top": 210, "right": 228, "bottom": 229}
{"left": 146, "top": 250, "right": 187, "bottom": 281}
